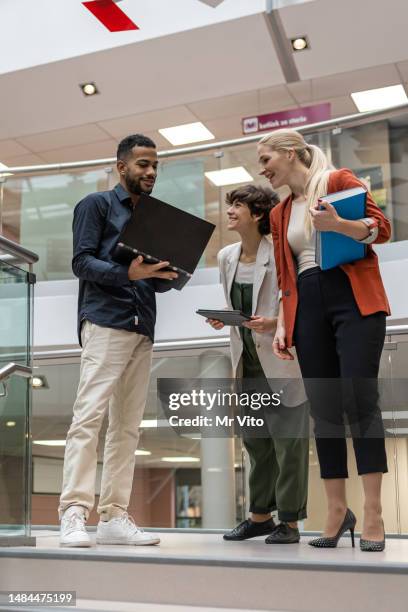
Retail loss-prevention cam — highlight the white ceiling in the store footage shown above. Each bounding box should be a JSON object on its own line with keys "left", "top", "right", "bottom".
{"left": 280, "top": 0, "right": 408, "bottom": 79}
{"left": 0, "top": 0, "right": 265, "bottom": 74}
{"left": 1, "top": 0, "right": 408, "bottom": 167}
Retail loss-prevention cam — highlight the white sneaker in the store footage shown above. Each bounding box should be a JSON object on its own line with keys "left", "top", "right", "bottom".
{"left": 96, "top": 512, "right": 160, "bottom": 546}
{"left": 60, "top": 506, "right": 91, "bottom": 548}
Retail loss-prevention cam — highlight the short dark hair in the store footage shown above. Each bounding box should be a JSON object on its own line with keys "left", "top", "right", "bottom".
{"left": 225, "top": 184, "right": 280, "bottom": 235}
{"left": 117, "top": 134, "right": 156, "bottom": 161}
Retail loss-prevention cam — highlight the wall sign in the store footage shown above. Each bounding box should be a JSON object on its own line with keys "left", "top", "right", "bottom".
{"left": 242, "top": 103, "right": 331, "bottom": 134}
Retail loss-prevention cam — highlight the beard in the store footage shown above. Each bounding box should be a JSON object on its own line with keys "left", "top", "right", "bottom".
{"left": 124, "top": 173, "right": 153, "bottom": 195}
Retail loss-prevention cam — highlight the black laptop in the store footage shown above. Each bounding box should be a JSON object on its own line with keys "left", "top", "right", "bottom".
{"left": 111, "top": 194, "right": 215, "bottom": 290}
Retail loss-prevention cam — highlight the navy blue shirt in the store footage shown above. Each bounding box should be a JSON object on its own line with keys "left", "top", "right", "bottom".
{"left": 72, "top": 183, "right": 170, "bottom": 345}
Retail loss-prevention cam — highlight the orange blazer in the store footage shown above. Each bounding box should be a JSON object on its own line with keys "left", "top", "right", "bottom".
{"left": 270, "top": 168, "right": 391, "bottom": 348}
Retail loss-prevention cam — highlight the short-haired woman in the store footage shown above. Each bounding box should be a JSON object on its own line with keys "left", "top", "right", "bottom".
{"left": 207, "top": 184, "right": 309, "bottom": 545}
{"left": 258, "top": 129, "right": 390, "bottom": 551}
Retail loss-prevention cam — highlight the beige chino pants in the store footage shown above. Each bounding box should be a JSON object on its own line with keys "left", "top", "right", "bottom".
{"left": 58, "top": 321, "right": 153, "bottom": 521}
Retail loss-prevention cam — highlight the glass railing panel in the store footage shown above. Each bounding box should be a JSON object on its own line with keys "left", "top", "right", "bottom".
{"left": 380, "top": 332, "right": 408, "bottom": 535}
{"left": 0, "top": 260, "right": 32, "bottom": 540}
{"left": 155, "top": 153, "right": 221, "bottom": 268}
{"left": 329, "top": 120, "right": 394, "bottom": 232}
{"left": 31, "top": 347, "right": 245, "bottom": 529}
{"left": 0, "top": 377, "right": 30, "bottom": 537}
{"left": 306, "top": 331, "right": 407, "bottom": 535}
{"left": 2, "top": 169, "right": 111, "bottom": 282}
{"left": 0, "top": 261, "right": 31, "bottom": 366}
{"left": 304, "top": 436, "right": 403, "bottom": 534}
{"left": 3, "top": 110, "right": 408, "bottom": 282}
{"left": 2, "top": 156, "right": 222, "bottom": 278}
{"left": 30, "top": 328, "right": 408, "bottom": 534}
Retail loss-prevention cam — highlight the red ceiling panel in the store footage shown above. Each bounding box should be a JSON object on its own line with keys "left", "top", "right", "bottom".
{"left": 82, "top": 0, "right": 139, "bottom": 32}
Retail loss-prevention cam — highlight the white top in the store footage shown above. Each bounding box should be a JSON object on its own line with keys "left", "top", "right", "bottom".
{"left": 287, "top": 200, "right": 318, "bottom": 275}
{"left": 235, "top": 261, "right": 255, "bottom": 284}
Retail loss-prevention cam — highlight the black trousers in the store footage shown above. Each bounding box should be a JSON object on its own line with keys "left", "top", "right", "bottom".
{"left": 293, "top": 267, "right": 388, "bottom": 479}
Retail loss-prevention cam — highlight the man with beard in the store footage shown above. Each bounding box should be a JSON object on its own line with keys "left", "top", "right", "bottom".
{"left": 59, "top": 134, "right": 177, "bottom": 547}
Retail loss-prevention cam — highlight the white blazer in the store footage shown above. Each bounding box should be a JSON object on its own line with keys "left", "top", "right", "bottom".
{"left": 217, "top": 236, "right": 306, "bottom": 407}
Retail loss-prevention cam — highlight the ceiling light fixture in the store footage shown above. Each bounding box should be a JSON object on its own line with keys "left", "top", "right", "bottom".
{"left": 205, "top": 167, "right": 254, "bottom": 187}
{"left": 159, "top": 122, "right": 215, "bottom": 146}
{"left": 181, "top": 434, "right": 202, "bottom": 440}
{"left": 79, "top": 82, "right": 99, "bottom": 97}
{"left": 33, "top": 440, "right": 66, "bottom": 447}
{"left": 382, "top": 411, "right": 408, "bottom": 419}
{"left": 6, "top": 421, "right": 16, "bottom": 428}
{"left": 351, "top": 84, "right": 408, "bottom": 112}
{"left": 140, "top": 419, "right": 169, "bottom": 428}
{"left": 134, "top": 449, "right": 152, "bottom": 456}
{"left": 386, "top": 428, "right": 408, "bottom": 435}
{"left": 291, "top": 36, "right": 309, "bottom": 51}
{"left": 161, "top": 456, "right": 200, "bottom": 463}
{"left": 140, "top": 419, "right": 157, "bottom": 428}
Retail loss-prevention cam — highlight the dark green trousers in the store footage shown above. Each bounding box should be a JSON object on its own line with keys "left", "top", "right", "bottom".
{"left": 231, "top": 279, "right": 309, "bottom": 521}
{"left": 243, "top": 432, "right": 309, "bottom": 521}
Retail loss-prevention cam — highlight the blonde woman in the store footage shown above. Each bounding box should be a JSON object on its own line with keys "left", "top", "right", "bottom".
{"left": 258, "top": 129, "right": 390, "bottom": 552}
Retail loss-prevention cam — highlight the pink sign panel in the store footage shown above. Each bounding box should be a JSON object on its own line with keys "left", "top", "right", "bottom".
{"left": 242, "top": 103, "right": 331, "bottom": 135}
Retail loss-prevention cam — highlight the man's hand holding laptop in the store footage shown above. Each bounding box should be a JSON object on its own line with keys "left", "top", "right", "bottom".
{"left": 128, "top": 256, "right": 179, "bottom": 281}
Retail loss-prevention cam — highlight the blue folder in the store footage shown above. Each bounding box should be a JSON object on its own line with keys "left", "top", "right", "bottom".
{"left": 315, "top": 186, "right": 367, "bottom": 271}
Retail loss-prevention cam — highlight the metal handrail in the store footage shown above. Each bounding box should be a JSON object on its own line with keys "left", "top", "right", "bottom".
{"left": 0, "top": 235, "right": 39, "bottom": 265}
{"left": 30, "top": 324, "right": 408, "bottom": 360}
{"left": 386, "top": 325, "right": 408, "bottom": 336}
{"left": 2, "top": 104, "right": 408, "bottom": 175}
{"left": 0, "top": 362, "right": 32, "bottom": 382}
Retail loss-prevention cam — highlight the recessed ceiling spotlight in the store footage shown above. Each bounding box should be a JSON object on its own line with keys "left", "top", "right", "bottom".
{"left": 80, "top": 82, "right": 99, "bottom": 97}
{"left": 291, "top": 36, "right": 309, "bottom": 51}
{"left": 6, "top": 421, "right": 16, "bottom": 428}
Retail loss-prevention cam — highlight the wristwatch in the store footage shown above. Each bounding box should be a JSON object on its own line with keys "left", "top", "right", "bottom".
{"left": 360, "top": 217, "right": 378, "bottom": 241}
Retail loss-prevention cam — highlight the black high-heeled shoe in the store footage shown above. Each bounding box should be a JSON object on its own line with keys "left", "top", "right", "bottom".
{"left": 360, "top": 519, "right": 385, "bottom": 552}
{"left": 309, "top": 508, "right": 356, "bottom": 548}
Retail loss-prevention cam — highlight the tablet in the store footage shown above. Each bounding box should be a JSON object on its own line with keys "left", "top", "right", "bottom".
{"left": 196, "top": 309, "right": 251, "bottom": 326}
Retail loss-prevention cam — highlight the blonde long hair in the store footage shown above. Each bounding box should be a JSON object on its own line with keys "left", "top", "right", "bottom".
{"left": 258, "top": 129, "right": 335, "bottom": 237}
